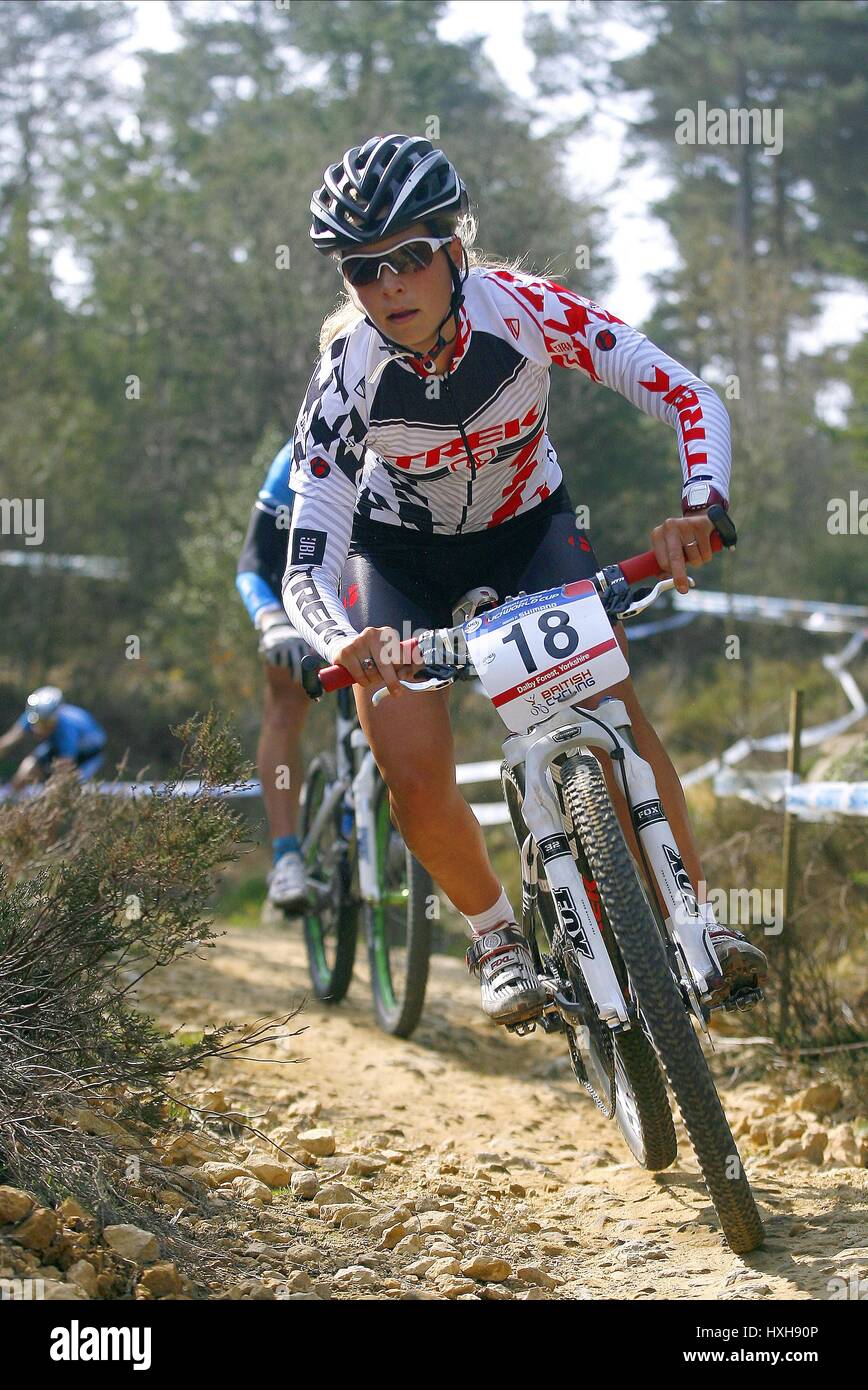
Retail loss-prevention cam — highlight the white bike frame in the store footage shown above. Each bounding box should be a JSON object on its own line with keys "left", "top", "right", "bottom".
{"left": 300, "top": 695, "right": 384, "bottom": 905}
{"left": 501, "top": 694, "right": 722, "bottom": 1029}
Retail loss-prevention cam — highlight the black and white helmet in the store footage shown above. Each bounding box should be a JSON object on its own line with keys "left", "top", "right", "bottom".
{"left": 310, "top": 134, "right": 468, "bottom": 254}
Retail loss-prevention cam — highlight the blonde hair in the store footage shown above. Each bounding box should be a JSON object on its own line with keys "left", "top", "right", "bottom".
{"left": 317, "top": 209, "right": 530, "bottom": 354}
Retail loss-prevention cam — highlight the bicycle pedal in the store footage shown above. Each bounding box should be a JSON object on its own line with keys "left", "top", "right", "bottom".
{"left": 505, "top": 1019, "right": 538, "bottom": 1037}
{"left": 538, "top": 1010, "right": 564, "bottom": 1034}
{"left": 723, "top": 985, "right": 765, "bottom": 1013}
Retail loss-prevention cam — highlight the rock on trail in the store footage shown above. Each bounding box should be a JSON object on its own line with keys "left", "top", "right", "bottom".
{"left": 25, "top": 920, "right": 859, "bottom": 1302}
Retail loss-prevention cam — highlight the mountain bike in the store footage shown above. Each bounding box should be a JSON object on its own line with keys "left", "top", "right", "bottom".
{"left": 303, "top": 507, "right": 765, "bottom": 1255}
{"left": 294, "top": 683, "right": 434, "bottom": 1037}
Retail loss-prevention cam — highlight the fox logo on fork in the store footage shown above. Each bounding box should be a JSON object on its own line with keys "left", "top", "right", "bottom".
{"left": 554, "top": 886, "right": 594, "bottom": 958}
{"left": 663, "top": 843, "right": 700, "bottom": 917}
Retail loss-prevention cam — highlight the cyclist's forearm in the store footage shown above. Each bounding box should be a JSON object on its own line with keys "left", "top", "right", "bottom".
{"left": 236, "top": 571, "right": 283, "bottom": 626}
{"left": 281, "top": 477, "right": 358, "bottom": 663}
{"left": 282, "top": 566, "right": 355, "bottom": 664}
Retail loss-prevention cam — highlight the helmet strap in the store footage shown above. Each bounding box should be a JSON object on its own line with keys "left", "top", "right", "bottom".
{"left": 362, "top": 246, "right": 468, "bottom": 373}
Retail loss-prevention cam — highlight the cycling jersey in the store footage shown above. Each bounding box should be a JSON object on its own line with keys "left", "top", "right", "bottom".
{"left": 18, "top": 704, "right": 106, "bottom": 764}
{"left": 282, "top": 266, "right": 732, "bottom": 663}
{"left": 236, "top": 442, "right": 295, "bottom": 623}
{"left": 340, "top": 480, "right": 610, "bottom": 640}
{"left": 257, "top": 440, "right": 295, "bottom": 514}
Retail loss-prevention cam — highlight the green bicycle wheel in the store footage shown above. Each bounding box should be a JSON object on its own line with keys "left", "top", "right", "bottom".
{"left": 301, "top": 753, "right": 358, "bottom": 1003}
{"left": 365, "top": 776, "right": 433, "bottom": 1037}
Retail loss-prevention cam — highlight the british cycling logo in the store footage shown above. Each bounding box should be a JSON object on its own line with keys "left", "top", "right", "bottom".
{"left": 595, "top": 329, "right": 617, "bottom": 351}
{"left": 310, "top": 458, "right": 331, "bottom": 478}
{"left": 50, "top": 1320, "right": 152, "bottom": 1370}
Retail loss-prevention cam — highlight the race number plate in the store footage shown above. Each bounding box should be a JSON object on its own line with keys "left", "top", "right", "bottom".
{"left": 463, "top": 580, "right": 628, "bottom": 734}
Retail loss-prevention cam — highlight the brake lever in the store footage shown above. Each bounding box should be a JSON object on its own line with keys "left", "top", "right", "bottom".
{"left": 618, "top": 574, "right": 694, "bottom": 621}
{"left": 371, "top": 670, "right": 457, "bottom": 706}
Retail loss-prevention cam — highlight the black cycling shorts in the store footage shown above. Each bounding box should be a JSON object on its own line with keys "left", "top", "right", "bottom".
{"left": 339, "top": 481, "right": 613, "bottom": 640}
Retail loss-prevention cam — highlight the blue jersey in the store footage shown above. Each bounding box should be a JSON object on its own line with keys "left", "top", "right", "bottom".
{"left": 19, "top": 704, "right": 106, "bottom": 761}
{"left": 257, "top": 441, "right": 295, "bottom": 515}
{"left": 236, "top": 442, "right": 295, "bottom": 623}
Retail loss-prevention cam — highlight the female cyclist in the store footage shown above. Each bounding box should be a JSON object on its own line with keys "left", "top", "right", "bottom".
{"left": 282, "top": 134, "right": 768, "bottom": 1027}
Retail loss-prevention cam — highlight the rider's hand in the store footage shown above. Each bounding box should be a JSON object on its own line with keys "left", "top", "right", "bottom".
{"left": 331, "top": 626, "right": 422, "bottom": 699}
{"left": 258, "top": 617, "right": 306, "bottom": 676}
{"left": 650, "top": 513, "right": 716, "bottom": 595}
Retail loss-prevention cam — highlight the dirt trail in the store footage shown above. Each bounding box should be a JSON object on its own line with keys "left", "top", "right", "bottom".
{"left": 138, "top": 921, "right": 867, "bottom": 1301}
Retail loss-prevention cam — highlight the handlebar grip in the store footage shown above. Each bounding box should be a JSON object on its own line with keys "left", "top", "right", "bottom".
{"left": 618, "top": 532, "right": 722, "bottom": 584}
{"left": 316, "top": 637, "right": 422, "bottom": 695}
{"left": 618, "top": 510, "right": 737, "bottom": 584}
{"left": 319, "top": 663, "right": 355, "bottom": 692}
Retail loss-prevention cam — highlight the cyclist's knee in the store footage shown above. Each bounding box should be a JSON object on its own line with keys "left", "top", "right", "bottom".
{"left": 263, "top": 667, "right": 308, "bottom": 718}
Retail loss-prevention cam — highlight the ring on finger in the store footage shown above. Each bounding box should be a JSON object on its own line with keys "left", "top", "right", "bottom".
{"left": 360, "top": 656, "right": 376, "bottom": 671}
{"left": 685, "top": 539, "right": 700, "bottom": 548}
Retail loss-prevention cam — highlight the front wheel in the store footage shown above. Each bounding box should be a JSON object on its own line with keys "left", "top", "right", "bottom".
{"left": 502, "top": 761, "right": 676, "bottom": 1171}
{"left": 300, "top": 753, "right": 358, "bottom": 1003}
{"left": 559, "top": 754, "right": 764, "bottom": 1254}
{"left": 365, "top": 775, "right": 433, "bottom": 1037}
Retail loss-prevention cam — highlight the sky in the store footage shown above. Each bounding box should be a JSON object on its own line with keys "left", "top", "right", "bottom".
{"left": 60, "top": 0, "right": 866, "bottom": 421}
{"left": 117, "top": 0, "right": 674, "bottom": 323}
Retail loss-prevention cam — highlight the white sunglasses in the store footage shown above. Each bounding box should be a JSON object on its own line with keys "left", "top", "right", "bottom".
{"left": 339, "top": 235, "right": 453, "bottom": 287}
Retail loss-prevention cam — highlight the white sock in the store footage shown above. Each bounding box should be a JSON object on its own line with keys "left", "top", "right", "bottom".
{"left": 464, "top": 887, "right": 515, "bottom": 938}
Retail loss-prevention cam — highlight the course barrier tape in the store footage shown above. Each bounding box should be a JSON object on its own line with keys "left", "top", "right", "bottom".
{"left": 0, "top": 551, "right": 129, "bottom": 580}
{"left": 712, "top": 768, "right": 868, "bottom": 821}
{"left": 669, "top": 588, "right": 868, "bottom": 634}
{"left": 2, "top": 590, "right": 863, "bottom": 822}
{"left": 681, "top": 626, "right": 866, "bottom": 788}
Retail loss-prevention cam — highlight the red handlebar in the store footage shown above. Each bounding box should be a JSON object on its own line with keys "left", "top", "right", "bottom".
{"left": 319, "top": 637, "right": 419, "bottom": 692}
{"left": 320, "top": 664, "right": 355, "bottom": 692}
{"left": 619, "top": 530, "right": 724, "bottom": 585}
{"left": 318, "top": 517, "right": 732, "bottom": 691}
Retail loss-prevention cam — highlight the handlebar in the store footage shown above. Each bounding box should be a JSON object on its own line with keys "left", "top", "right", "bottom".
{"left": 618, "top": 504, "right": 736, "bottom": 584}
{"left": 302, "top": 505, "right": 737, "bottom": 699}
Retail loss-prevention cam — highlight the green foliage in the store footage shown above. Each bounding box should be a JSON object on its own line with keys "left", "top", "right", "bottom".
{"left": 0, "top": 715, "right": 296, "bottom": 1241}
{"left": 0, "top": 0, "right": 864, "bottom": 1075}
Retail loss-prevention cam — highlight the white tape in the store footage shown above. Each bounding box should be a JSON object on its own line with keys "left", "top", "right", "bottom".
{"left": 712, "top": 768, "right": 868, "bottom": 821}
{"left": 0, "top": 551, "right": 128, "bottom": 580}
{"left": 671, "top": 588, "right": 868, "bottom": 634}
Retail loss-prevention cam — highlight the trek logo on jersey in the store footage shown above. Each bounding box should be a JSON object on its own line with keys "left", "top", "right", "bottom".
{"left": 638, "top": 366, "right": 708, "bottom": 472}
{"left": 505, "top": 317, "right": 521, "bottom": 340}
{"left": 290, "top": 528, "right": 327, "bottom": 566}
{"left": 389, "top": 406, "right": 541, "bottom": 472}
{"left": 310, "top": 457, "right": 331, "bottom": 478}
{"left": 286, "top": 572, "right": 343, "bottom": 642}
